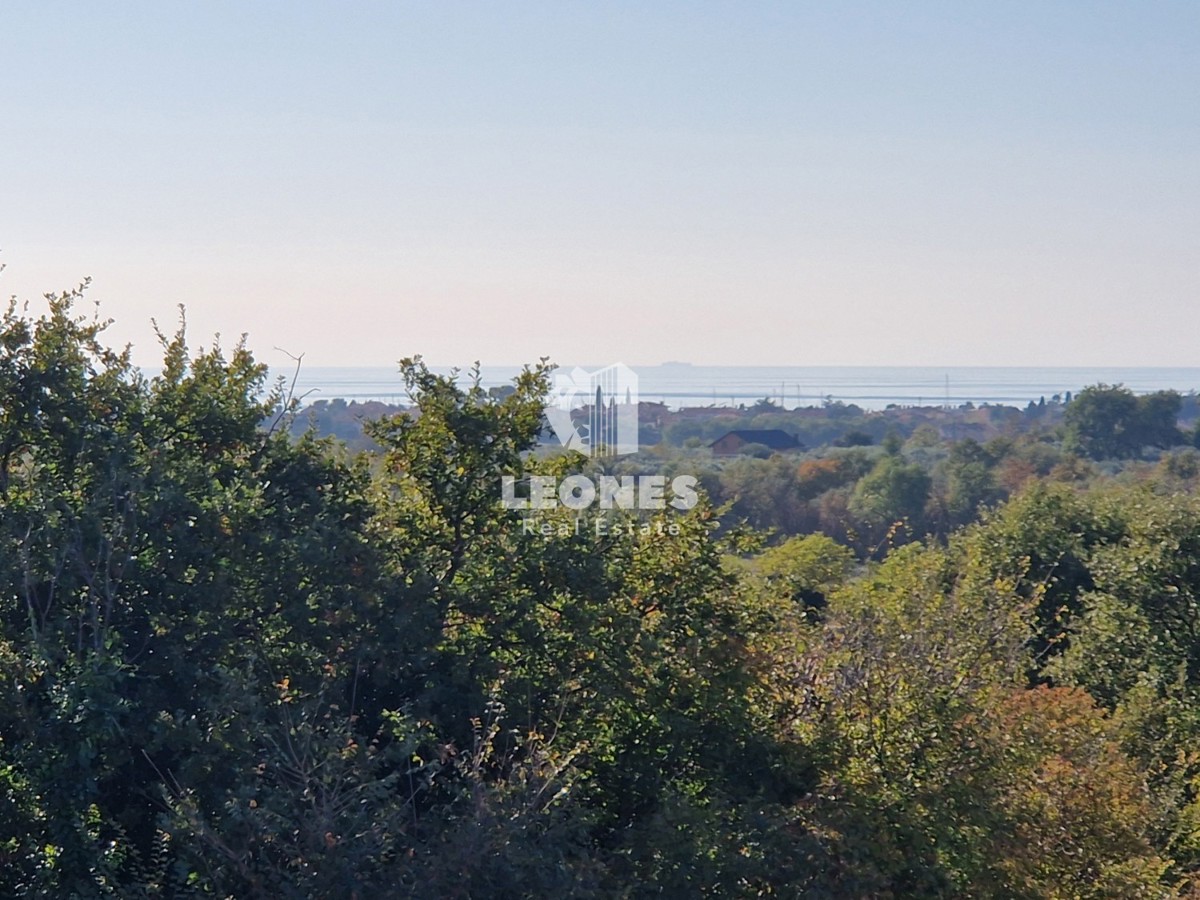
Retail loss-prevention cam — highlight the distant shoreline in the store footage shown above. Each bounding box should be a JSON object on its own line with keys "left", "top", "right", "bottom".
{"left": 271, "top": 365, "right": 1200, "bottom": 413}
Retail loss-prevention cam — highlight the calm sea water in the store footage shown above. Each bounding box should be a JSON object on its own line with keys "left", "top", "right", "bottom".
{"left": 278, "top": 365, "right": 1200, "bottom": 413}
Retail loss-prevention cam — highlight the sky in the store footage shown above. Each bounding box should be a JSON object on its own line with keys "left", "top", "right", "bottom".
{"left": 1, "top": 2, "right": 1197, "bottom": 368}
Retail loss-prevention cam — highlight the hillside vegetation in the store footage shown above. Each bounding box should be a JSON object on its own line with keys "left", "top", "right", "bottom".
{"left": 3, "top": 291, "right": 1200, "bottom": 897}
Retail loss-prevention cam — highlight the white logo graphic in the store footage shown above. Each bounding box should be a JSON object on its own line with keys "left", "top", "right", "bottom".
{"left": 544, "top": 363, "right": 638, "bottom": 457}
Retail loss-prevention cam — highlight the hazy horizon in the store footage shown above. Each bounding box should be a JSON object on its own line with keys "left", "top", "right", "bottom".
{"left": 269, "top": 361, "right": 1200, "bottom": 416}
{"left": 3, "top": 3, "right": 1197, "bottom": 370}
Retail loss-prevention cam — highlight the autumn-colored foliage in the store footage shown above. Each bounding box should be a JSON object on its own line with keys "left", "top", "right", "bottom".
{"left": 0, "top": 290, "right": 1196, "bottom": 896}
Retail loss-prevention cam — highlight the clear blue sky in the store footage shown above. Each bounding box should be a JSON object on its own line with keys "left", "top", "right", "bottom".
{"left": 2, "top": 2, "right": 1197, "bottom": 367}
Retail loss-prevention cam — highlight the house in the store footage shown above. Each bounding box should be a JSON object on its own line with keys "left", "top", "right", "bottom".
{"left": 710, "top": 429, "right": 802, "bottom": 456}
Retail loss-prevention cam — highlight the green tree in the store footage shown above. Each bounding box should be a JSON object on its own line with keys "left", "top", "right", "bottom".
{"left": 1064, "top": 384, "right": 1181, "bottom": 459}
{"left": 0, "top": 294, "right": 433, "bottom": 894}
{"left": 937, "top": 438, "right": 1003, "bottom": 531}
{"left": 363, "top": 358, "right": 804, "bottom": 885}
{"left": 848, "top": 454, "right": 932, "bottom": 549}
{"left": 749, "top": 532, "right": 855, "bottom": 616}
{"left": 783, "top": 541, "right": 1169, "bottom": 897}
{"left": 5, "top": 285, "right": 1196, "bottom": 895}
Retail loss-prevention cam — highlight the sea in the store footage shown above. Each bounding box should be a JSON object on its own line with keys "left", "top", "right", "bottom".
{"left": 277, "top": 365, "right": 1200, "bottom": 413}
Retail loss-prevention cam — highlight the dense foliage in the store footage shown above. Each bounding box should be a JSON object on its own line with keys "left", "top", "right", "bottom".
{"left": 3, "top": 291, "right": 1200, "bottom": 896}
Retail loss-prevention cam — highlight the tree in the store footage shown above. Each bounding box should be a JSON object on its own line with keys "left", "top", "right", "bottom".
{"left": 1064, "top": 383, "right": 1181, "bottom": 459}
{"left": 781, "top": 541, "right": 1169, "bottom": 897}
{"left": 1137, "top": 389, "right": 1184, "bottom": 449}
{"left": 0, "top": 292, "right": 431, "bottom": 893}
{"left": 937, "top": 438, "right": 1003, "bottom": 531}
{"left": 750, "top": 532, "right": 855, "bottom": 616}
{"left": 6, "top": 284, "right": 1200, "bottom": 894}
{"left": 848, "top": 455, "right": 931, "bottom": 549}
{"left": 364, "top": 358, "right": 803, "bottom": 882}
{"left": 714, "top": 454, "right": 810, "bottom": 534}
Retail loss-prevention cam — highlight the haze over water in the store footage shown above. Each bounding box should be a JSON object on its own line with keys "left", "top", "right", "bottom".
{"left": 282, "top": 365, "right": 1200, "bottom": 413}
